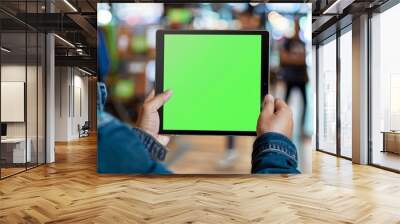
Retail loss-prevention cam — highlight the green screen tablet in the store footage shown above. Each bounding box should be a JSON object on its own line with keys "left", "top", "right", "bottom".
{"left": 155, "top": 30, "right": 269, "bottom": 136}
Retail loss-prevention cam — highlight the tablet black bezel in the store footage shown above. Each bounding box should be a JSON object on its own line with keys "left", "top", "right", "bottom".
{"left": 155, "top": 30, "right": 269, "bottom": 136}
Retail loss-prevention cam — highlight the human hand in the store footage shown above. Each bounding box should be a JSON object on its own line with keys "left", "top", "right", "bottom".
{"left": 137, "top": 89, "right": 172, "bottom": 146}
{"left": 257, "top": 94, "right": 293, "bottom": 138}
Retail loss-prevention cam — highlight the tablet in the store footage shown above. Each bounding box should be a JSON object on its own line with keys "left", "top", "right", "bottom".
{"left": 155, "top": 30, "right": 269, "bottom": 136}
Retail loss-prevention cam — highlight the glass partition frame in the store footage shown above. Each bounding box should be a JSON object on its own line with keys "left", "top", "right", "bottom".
{"left": 0, "top": 0, "right": 47, "bottom": 179}
{"left": 315, "top": 25, "right": 353, "bottom": 160}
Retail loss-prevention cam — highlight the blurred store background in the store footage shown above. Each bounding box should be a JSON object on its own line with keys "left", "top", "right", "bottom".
{"left": 97, "top": 3, "right": 313, "bottom": 174}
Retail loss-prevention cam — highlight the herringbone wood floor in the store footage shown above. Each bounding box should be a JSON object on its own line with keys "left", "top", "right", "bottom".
{"left": 1, "top": 135, "right": 400, "bottom": 223}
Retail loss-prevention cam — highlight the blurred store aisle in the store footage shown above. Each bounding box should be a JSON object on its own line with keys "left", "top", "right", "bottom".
{"left": 98, "top": 3, "right": 314, "bottom": 174}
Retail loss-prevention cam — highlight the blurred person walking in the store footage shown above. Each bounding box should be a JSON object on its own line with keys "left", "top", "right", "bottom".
{"left": 279, "top": 18, "right": 308, "bottom": 135}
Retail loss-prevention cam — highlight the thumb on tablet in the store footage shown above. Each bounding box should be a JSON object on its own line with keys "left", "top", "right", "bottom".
{"left": 144, "top": 90, "right": 173, "bottom": 111}
{"left": 257, "top": 95, "right": 293, "bottom": 138}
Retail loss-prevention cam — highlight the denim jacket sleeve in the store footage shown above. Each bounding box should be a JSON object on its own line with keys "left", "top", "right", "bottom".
{"left": 251, "top": 132, "right": 300, "bottom": 174}
{"left": 97, "top": 112, "right": 171, "bottom": 174}
{"left": 132, "top": 127, "right": 168, "bottom": 161}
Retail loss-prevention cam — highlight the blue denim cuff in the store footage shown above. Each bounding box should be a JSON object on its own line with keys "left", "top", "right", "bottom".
{"left": 133, "top": 127, "right": 168, "bottom": 161}
{"left": 253, "top": 132, "right": 298, "bottom": 163}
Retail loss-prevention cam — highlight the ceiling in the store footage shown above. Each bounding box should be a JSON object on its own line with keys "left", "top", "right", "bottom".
{"left": 311, "top": 0, "right": 391, "bottom": 42}
{"left": 0, "top": 0, "right": 395, "bottom": 71}
{"left": 0, "top": 0, "right": 97, "bottom": 72}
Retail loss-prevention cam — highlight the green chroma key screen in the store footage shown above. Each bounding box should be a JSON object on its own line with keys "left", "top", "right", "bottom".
{"left": 157, "top": 31, "right": 268, "bottom": 135}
